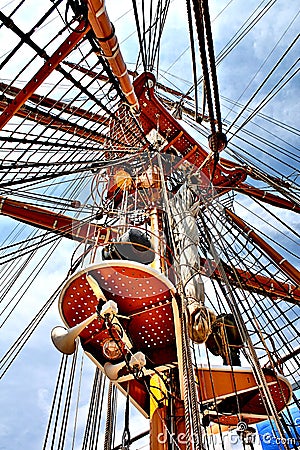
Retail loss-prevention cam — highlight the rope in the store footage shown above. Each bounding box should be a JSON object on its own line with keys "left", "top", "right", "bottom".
{"left": 0, "top": 1, "right": 63, "bottom": 70}
{"left": 57, "top": 348, "right": 78, "bottom": 450}
{"left": 71, "top": 354, "right": 84, "bottom": 450}
{"left": 150, "top": 1, "right": 171, "bottom": 75}
{"left": 82, "top": 368, "right": 105, "bottom": 450}
{"left": 186, "top": 0, "right": 199, "bottom": 120}
{"left": 206, "top": 234, "right": 291, "bottom": 450}
{"left": 104, "top": 381, "right": 114, "bottom": 450}
{"left": 183, "top": 0, "right": 278, "bottom": 100}
{"left": 200, "top": 0, "right": 222, "bottom": 132}
{"left": 191, "top": 0, "right": 216, "bottom": 136}
{"left": 224, "top": 8, "right": 300, "bottom": 125}
{"left": 121, "top": 391, "right": 131, "bottom": 450}
{"left": 227, "top": 34, "right": 299, "bottom": 136}
{"left": 0, "top": 275, "right": 70, "bottom": 379}
{"left": 48, "top": 354, "right": 70, "bottom": 450}
{"left": 180, "top": 289, "right": 205, "bottom": 450}
{"left": 132, "top": 0, "right": 148, "bottom": 72}
{"left": 42, "top": 355, "right": 68, "bottom": 450}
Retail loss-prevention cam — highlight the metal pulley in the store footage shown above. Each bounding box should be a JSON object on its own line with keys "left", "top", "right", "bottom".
{"left": 208, "top": 131, "right": 227, "bottom": 152}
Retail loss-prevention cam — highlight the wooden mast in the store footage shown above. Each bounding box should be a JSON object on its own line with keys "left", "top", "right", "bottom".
{"left": 136, "top": 156, "right": 189, "bottom": 450}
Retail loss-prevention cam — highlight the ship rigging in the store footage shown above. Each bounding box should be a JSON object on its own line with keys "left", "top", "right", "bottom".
{"left": 0, "top": 1, "right": 299, "bottom": 449}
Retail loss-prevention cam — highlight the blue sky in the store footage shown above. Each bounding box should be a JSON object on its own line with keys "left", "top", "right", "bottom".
{"left": 0, "top": 1, "right": 299, "bottom": 449}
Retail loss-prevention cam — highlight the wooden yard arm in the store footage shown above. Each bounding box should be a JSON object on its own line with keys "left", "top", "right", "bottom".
{"left": 200, "top": 258, "right": 300, "bottom": 304}
{"left": 237, "top": 182, "right": 300, "bottom": 213}
{"left": 0, "top": 196, "right": 115, "bottom": 244}
{"left": 225, "top": 208, "right": 300, "bottom": 287}
{"left": 0, "top": 20, "right": 90, "bottom": 131}
{"left": 0, "top": 81, "right": 107, "bottom": 125}
{"left": 0, "top": 98, "right": 106, "bottom": 143}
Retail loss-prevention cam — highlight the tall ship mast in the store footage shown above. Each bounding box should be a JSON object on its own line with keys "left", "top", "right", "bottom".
{"left": 0, "top": 1, "right": 299, "bottom": 449}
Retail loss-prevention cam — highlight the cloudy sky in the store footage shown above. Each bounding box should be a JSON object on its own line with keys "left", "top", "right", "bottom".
{"left": 0, "top": 0, "right": 299, "bottom": 449}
